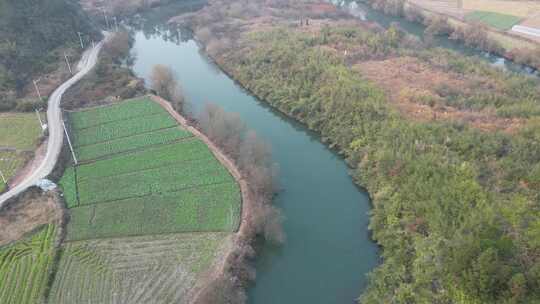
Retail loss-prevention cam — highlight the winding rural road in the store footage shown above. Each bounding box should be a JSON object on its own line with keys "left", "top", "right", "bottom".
{"left": 0, "top": 37, "right": 106, "bottom": 208}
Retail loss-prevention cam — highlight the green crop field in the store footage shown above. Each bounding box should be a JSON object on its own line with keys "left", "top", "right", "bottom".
{"left": 75, "top": 126, "right": 193, "bottom": 161}
{"left": 0, "top": 113, "right": 41, "bottom": 150}
{"left": 465, "top": 11, "right": 522, "bottom": 31}
{"left": 59, "top": 98, "right": 241, "bottom": 240}
{"left": 67, "top": 183, "right": 240, "bottom": 240}
{"left": 49, "top": 233, "right": 230, "bottom": 304}
{"left": 68, "top": 97, "right": 165, "bottom": 129}
{"left": 75, "top": 138, "right": 212, "bottom": 180}
{"left": 0, "top": 224, "right": 57, "bottom": 304}
{"left": 70, "top": 112, "right": 178, "bottom": 147}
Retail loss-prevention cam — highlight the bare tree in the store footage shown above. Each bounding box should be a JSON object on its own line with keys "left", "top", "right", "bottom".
{"left": 150, "top": 64, "right": 184, "bottom": 113}
{"left": 104, "top": 30, "right": 131, "bottom": 63}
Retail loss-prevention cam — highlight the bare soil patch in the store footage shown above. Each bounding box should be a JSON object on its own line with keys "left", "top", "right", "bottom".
{"left": 0, "top": 188, "right": 61, "bottom": 246}
{"left": 354, "top": 56, "right": 524, "bottom": 132}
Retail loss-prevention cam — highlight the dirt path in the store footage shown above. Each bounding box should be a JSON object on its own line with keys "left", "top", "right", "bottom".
{"left": 150, "top": 95, "right": 254, "bottom": 302}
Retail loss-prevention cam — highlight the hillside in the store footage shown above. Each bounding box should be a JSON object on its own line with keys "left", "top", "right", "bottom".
{"left": 0, "top": 0, "right": 100, "bottom": 111}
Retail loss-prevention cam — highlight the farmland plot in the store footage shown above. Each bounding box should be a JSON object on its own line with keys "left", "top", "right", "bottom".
{"left": 0, "top": 224, "right": 57, "bottom": 304}
{"left": 70, "top": 112, "right": 178, "bottom": 147}
{"left": 67, "top": 97, "right": 165, "bottom": 130}
{"left": 75, "top": 138, "right": 213, "bottom": 181}
{"left": 50, "top": 233, "right": 230, "bottom": 304}
{"left": 75, "top": 126, "right": 193, "bottom": 162}
{"left": 67, "top": 183, "right": 241, "bottom": 240}
{"left": 56, "top": 98, "right": 241, "bottom": 303}
{"left": 465, "top": 11, "right": 522, "bottom": 30}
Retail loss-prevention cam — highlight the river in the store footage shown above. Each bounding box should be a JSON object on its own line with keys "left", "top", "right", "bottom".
{"left": 131, "top": 26, "right": 379, "bottom": 303}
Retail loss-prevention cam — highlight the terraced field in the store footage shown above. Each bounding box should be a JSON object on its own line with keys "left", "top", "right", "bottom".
{"left": 0, "top": 224, "right": 57, "bottom": 304}
{"left": 52, "top": 97, "right": 241, "bottom": 303}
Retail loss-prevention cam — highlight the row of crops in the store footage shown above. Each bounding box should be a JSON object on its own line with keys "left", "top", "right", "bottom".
{"left": 0, "top": 224, "right": 57, "bottom": 304}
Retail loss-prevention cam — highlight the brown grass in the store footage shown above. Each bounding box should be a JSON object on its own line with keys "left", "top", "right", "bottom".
{"left": 354, "top": 56, "right": 524, "bottom": 132}
{"left": 0, "top": 188, "right": 61, "bottom": 246}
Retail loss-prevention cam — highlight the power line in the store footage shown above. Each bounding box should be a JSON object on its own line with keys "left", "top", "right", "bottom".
{"left": 62, "top": 120, "right": 78, "bottom": 165}
{"left": 33, "top": 78, "right": 43, "bottom": 102}
{"left": 64, "top": 51, "right": 73, "bottom": 74}
{"left": 77, "top": 31, "right": 84, "bottom": 49}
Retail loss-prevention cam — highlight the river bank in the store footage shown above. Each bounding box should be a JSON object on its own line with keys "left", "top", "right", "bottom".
{"left": 170, "top": 0, "right": 540, "bottom": 302}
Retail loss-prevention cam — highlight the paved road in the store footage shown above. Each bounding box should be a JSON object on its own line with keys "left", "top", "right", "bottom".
{"left": 0, "top": 38, "right": 105, "bottom": 207}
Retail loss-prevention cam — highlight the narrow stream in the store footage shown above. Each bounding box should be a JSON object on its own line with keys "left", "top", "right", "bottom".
{"left": 131, "top": 27, "right": 379, "bottom": 303}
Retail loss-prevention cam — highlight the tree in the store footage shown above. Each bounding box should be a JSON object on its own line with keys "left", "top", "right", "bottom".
{"left": 150, "top": 64, "right": 184, "bottom": 113}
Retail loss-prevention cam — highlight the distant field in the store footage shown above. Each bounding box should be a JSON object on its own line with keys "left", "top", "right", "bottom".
{"left": 0, "top": 113, "right": 41, "bottom": 150}
{"left": 462, "top": 0, "right": 540, "bottom": 18}
{"left": 465, "top": 10, "right": 522, "bottom": 30}
{"left": 49, "top": 233, "right": 230, "bottom": 304}
{"left": 0, "top": 224, "right": 57, "bottom": 304}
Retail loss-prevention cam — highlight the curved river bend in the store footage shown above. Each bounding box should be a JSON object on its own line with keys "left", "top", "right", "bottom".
{"left": 132, "top": 30, "right": 379, "bottom": 304}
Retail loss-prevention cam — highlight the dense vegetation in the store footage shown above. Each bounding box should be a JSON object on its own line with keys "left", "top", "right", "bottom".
{"left": 0, "top": 0, "right": 99, "bottom": 111}
{"left": 218, "top": 26, "right": 540, "bottom": 303}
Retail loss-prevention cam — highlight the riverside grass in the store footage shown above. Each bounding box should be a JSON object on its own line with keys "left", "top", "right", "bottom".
{"left": 59, "top": 98, "right": 241, "bottom": 240}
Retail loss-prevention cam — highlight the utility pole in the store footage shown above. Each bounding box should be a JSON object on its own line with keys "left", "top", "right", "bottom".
{"left": 33, "top": 78, "right": 43, "bottom": 102}
{"left": 62, "top": 120, "right": 78, "bottom": 165}
{"left": 64, "top": 52, "right": 73, "bottom": 74}
{"left": 77, "top": 31, "right": 84, "bottom": 49}
{"left": 102, "top": 8, "right": 110, "bottom": 29}
{"left": 35, "top": 109, "right": 45, "bottom": 130}
{"left": 114, "top": 16, "right": 119, "bottom": 32}
{"left": 92, "top": 40, "right": 95, "bottom": 49}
